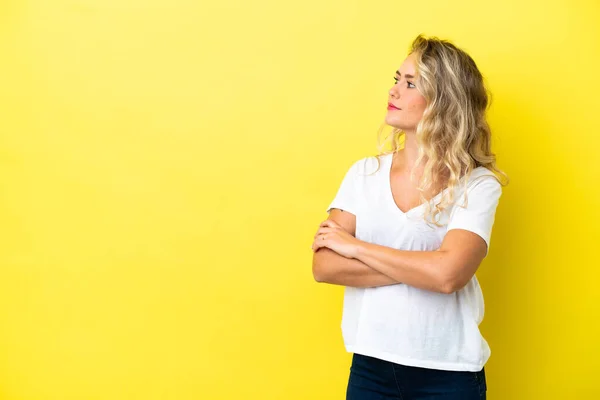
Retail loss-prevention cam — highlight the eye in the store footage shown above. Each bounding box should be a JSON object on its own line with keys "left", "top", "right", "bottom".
{"left": 393, "top": 76, "right": 416, "bottom": 88}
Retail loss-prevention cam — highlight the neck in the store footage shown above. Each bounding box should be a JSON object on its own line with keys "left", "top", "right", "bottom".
{"left": 395, "top": 131, "right": 424, "bottom": 172}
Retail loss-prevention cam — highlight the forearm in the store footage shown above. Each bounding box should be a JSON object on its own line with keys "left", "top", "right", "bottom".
{"left": 354, "top": 242, "right": 451, "bottom": 293}
{"left": 312, "top": 248, "right": 401, "bottom": 288}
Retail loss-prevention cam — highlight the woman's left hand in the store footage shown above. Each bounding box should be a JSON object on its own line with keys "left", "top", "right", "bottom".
{"left": 312, "top": 219, "right": 362, "bottom": 259}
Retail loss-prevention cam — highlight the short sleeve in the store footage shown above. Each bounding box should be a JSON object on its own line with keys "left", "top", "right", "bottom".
{"left": 446, "top": 175, "right": 502, "bottom": 257}
{"left": 326, "top": 160, "right": 360, "bottom": 216}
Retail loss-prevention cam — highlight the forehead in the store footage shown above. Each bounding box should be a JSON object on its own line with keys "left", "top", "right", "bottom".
{"left": 396, "top": 53, "right": 418, "bottom": 75}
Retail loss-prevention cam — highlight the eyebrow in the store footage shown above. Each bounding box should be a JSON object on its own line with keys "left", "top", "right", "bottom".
{"left": 395, "top": 70, "right": 415, "bottom": 79}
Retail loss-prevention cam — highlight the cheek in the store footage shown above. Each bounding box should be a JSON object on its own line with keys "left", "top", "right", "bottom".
{"left": 406, "top": 96, "right": 427, "bottom": 114}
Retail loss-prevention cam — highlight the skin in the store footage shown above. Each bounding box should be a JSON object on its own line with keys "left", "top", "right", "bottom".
{"left": 311, "top": 53, "right": 488, "bottom": 293}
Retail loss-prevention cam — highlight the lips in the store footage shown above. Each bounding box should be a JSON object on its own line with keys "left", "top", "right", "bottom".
{"left": 387, "top": 103, "right": 401, "bottom": 110}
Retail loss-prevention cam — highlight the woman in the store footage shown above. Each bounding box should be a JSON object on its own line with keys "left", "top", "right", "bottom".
{"left": 311, "top": 34, "right": 509, "bottom": 399}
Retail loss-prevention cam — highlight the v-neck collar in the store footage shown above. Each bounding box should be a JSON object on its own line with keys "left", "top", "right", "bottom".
{"left": 384, "top": 153, "right": 483, "bottom": 217}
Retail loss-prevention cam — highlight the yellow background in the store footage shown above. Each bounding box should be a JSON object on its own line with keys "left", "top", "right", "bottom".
{"left": 1, "top": 0, "right": 598, "bottom": 399}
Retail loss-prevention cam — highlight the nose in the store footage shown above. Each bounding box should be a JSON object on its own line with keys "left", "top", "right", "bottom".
{"left": 389, "top": 82, "right": 400, "bottom": 99}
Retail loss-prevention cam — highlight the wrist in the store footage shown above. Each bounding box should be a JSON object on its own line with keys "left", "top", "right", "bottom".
{"left": 353, "top": 239, "right": 370, "bottom": 260}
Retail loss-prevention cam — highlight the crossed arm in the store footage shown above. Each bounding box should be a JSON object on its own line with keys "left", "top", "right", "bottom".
{"left": 312, "top": 247, "right": 401, "bottom": 288}
{"left": 312, "top": 209, "right": 401, "bottom": 288}
{"left": 311, "top": 209, "right": 487, "bottom": 293}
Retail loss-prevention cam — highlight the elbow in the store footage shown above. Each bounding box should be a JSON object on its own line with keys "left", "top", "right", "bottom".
{"left": 436, "top": 256, "right": 471, "bottom": 294}
{"left": 439, "top": 280, "right": 459, "bottom": 294}
{"left": 438, "top": 275, "right": 468, "bottom": 294}
{"left": 312, "top": 265, "right": 325, "bottom": 283}
{"left": 313, "top": 266, "right": 332, "bottom": 283}
{"left": 312, "top": 254, "right": 329, "bottom": 283}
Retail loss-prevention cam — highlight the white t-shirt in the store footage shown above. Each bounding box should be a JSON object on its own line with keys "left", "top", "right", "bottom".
{"left": 326, "top": 152, "right": 503, "bottom": 372}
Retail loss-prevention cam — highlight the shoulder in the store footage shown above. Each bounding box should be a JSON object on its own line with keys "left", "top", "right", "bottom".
{"left": 461, "top": 167, "right": 503, "bottom": 200}
{"left": 349, "top": 153, "right": 391, "bottom": 177}
{"left": 466, "top": 167, "right": 501, "bottom": 185}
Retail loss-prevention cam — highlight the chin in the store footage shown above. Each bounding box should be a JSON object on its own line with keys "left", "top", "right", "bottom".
{"left": 385, "top": 116, "right": 404, "bottom": 130}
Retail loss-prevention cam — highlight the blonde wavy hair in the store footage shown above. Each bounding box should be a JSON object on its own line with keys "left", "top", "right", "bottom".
{"left": 370, "top": 34, "right": 509, "bottom": 227}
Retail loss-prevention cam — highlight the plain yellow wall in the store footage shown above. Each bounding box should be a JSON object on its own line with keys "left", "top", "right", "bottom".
{"left": 0, "top": 0, "right": 599, "bottom": 399}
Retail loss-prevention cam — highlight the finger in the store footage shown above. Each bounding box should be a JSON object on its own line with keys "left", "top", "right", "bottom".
{"left": 313, "top": 233, "right": 327, "bottom": 244}
{"left": 311, "top": 236, "right": 320, "bottom": 247}
{"left": 313, "top": 234, "right": 325, "bottom": 242}
{"left": 313, "top": 237, "right": 326, "bottom": 250}
{"left": 320, "top": 219, "right": 337, "bottom": 227}
{"left": 313, "top": 238, "right": 326, "bottom": 251}
{"left": 313, "top": 227, "right": 334, "bottom": 238}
